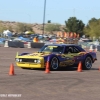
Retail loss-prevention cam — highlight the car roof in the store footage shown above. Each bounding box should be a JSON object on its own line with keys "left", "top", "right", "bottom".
{"left": 44, "top": 43, "right": 85, "bottom": 52}
{"left": 45, "top": 43, "right": 78, "bottom": 46}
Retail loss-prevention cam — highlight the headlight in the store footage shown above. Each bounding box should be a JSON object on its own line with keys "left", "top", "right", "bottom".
{"left": 19, "top": 59, "right": 22, "bottom": 62}
{"left": 34, "top": 60, "right": 37, "bottom": 63}
{"left": 34, "top": 59, "right": 41, "bottom": 63}
{"left": 15, "top": 58, "right": 19, "bottom": 62}
{"left": 37, "top": 60, "right": 41, "bottom": 63}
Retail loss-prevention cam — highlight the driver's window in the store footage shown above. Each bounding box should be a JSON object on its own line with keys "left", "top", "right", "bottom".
{"left": 73, "top": 47, "right": 80, "bottom": 53}
{"left": 68, "top": 47, "right": 73, "bottom": 53}
{"left": 64, "top": 46, "right": 73, "bottom": 54}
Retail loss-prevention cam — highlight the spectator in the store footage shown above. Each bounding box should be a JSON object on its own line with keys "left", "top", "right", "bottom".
{"left": 33, "top": 36, "right": 39, "bottom": 42}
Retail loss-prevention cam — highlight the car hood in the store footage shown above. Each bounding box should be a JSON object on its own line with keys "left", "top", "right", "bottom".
{"left": 16, "top": 52, "right": 52, "bottom": 58}
{"left": 27, "top": 52, "right": 52, "bottom": 57}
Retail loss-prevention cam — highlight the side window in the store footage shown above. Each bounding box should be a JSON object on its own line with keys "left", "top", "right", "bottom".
{"left": 68, "top": 47, "right": 73, "bottom": 53}
{"left": 64, "top": 46, "right": 73, "bottom": 54}
{"left": 73, "top": 47, "right": 80, "bottom": 53}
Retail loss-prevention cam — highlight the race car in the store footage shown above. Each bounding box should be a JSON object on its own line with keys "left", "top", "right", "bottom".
{"left": 15, "top": 44, "right": 97, "bottom": 70}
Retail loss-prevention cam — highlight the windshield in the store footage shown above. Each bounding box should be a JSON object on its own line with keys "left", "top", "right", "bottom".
{"left": 39, "top": 45, "right": 64, "bottom": 53}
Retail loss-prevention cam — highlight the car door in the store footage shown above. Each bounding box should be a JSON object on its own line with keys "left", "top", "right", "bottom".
{"left": 63, "top": 46, "right": 83, "bottom": 66}
{"left": 67, "top": 46, "right": 84, "bottom": 64}
{"left": 61, "top": 46, "right": 76, "bottom": 66}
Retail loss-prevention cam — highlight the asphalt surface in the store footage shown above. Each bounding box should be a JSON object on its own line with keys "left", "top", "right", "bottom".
{"left": 0, "top": 47, "right": 100, "bottom": 100}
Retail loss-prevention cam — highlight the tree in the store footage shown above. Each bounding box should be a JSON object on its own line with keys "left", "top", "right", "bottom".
{"left": 16, "top": 23, "right": 33, "bottom": 33}
{"left": 84, "top": 17, "right": 100, "bottom": 37}
{"left": 64, "top": 17, "right": 85, "bottom": 36}
{"left": 88, "top": 18, "right": 98, "bottom": 24}
{"left": 8, "top": 26, "right": 13, "bottom": 32}
{"left": 47, "top": 20, "right": 51, "bottom": 23}
{"left": 45, "top": 23, "right": 61, "bottom": 33}
{"left": 0, "top": 23, "right": 7, "bottom": 33}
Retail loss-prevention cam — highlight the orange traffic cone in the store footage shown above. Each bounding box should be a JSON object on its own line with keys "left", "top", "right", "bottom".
{"left": 77, "top": 61, "right": 82, "bottom": 72}
{"left": 45, "top": 61, "right": 50, "bottom": 73}
{"left": 9, "top": 63, "right": 15, "bottom": 75}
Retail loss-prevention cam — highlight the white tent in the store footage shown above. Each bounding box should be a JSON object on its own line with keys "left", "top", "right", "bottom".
{"left": 3, "top": 30, "right": 12, "bottom": 37}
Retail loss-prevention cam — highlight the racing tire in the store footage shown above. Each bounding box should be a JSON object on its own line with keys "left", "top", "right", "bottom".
{"left": 50, "top": 57, "right": 59, "bottom": 70}
{"left": 83, "top": 56, "right": 92, "bottom": 70}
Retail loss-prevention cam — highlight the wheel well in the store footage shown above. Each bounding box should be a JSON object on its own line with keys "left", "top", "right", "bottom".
{"left": 49, "top": 56, "right": 60, "bottom": 70}
{"left": 50, "top": 56, "right": 60, "bottom": 63}
{"left": 85, "top": 55, "right": 93, "bottom": 63}
{"left": 49, "top": 56, "right": 60, "bottom": 67}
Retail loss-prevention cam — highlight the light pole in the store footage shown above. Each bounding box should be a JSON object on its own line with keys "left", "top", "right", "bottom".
{"left": 42, "top": 0, "right": 46, "bottom": 35}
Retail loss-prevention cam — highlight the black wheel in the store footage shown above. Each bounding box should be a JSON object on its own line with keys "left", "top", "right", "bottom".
{"left": 50, "top": 57, "right": 59, "bottom": 70}
{"left": 83, "top": 56, "right": 92, "bottom": 70}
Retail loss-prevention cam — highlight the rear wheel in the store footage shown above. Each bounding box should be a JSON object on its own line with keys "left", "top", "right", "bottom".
{"left": 83, "top": 56, "right": 92, "bottom": 70}
{"left": 50, "top": 57, "right": 59, "bottom": 70}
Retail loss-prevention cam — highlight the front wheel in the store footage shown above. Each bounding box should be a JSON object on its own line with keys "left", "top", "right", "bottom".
{"left": 50, "top": 57, "right": 59, "bottom": 70}
{"left": 83, "top": 56, "right": 92, "bottom": 70}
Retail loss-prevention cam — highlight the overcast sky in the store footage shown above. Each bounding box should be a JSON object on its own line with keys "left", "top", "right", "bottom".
{"left": 0, "top": 0, "right": 100, "bottom": 25}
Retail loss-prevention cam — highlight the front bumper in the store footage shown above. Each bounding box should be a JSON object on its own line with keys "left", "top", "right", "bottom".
{"left": 16, "top": 62, "right": 45, "bottom": 68}
{"left": 15, "top": 56, "right": 45, "bottom": 68}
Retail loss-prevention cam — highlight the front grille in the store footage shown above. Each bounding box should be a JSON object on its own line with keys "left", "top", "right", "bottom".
{"left": 21, "top": 58, "right": 37, "bottom": 63}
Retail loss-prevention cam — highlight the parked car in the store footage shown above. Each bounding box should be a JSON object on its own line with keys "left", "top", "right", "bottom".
{"left": 15, "top": 44, "right": 97, "bottom": 70}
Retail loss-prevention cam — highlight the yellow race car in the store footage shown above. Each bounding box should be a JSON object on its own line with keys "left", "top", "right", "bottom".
{"left": 15, "top": 44, "right": 97, "bottom": 70}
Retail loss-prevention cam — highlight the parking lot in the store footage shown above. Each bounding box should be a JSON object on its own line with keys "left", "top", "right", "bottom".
{"left": 0, "top": 47, "right": 100, "bottom": 100}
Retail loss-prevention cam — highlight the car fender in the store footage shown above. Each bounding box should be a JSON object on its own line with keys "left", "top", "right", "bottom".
{"left": 47, "top": 54, "right": 60, "bottom": 62}
{"left": 82, "top": 52, "right": 94, "bottom": 63}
